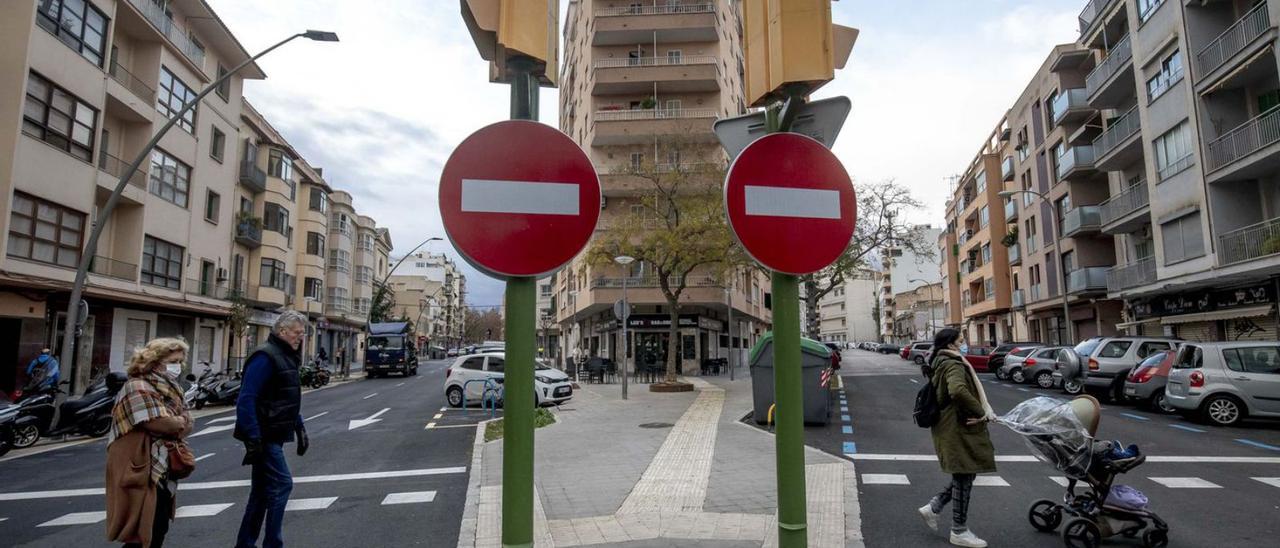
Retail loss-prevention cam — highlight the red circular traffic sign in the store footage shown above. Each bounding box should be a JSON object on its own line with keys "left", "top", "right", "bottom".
{"left": 439, "top": 120, "right": 600, "bottom": 278}
{"left": 724, "top": 133, "right": 856, "bottom": 275}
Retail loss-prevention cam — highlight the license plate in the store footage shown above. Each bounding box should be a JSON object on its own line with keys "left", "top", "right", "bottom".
{"left": 1125, "top": 386, "right": 1137, "bottom": 395}
{"left": 554, "top": 386, "right": 571, "bottom": 396}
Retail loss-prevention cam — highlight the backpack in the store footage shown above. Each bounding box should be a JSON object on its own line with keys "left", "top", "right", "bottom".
{"left": 913, "top": 377, "right": 942, "bottom": 428}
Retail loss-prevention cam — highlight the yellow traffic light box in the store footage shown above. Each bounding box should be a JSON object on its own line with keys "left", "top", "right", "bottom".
{"left": 461, "top": 0, "right": 559, "bottom": 86}
{"left": 743, "top": 0, "right": 857, "bottom": 106}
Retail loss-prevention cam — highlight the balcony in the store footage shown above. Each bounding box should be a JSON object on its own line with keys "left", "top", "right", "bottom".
{"left": 1217, "top": 216, "right": 1280, "bottom": 266}
{"left": 593, "top": 3, "right": 717, "bottom": 46}
{"left": 1057, "top": 145, "right": 1097, "bottom": 180}
{"left": 590, "top": 276, "right": 718, "bottom": 289}
{"left": 1092, "top": 106, "right": 1143, "bottom": 171}
{"left": 239, "top": 160, "right": 267, "bottom": 193}
{"left": 326, "top": 297, "right": 351, "bottom": 313}
{"left": 97, "top": 151, "right": 148, "bottom": 190}
{"left": 1194, "top": 2, "right": 1272, "bottom": 89}
{"left": 1005, "top": 200, "right": 1019, "bottom": 221}
{"left": 1030, "top": 285, "right": 1043, "bottom": 302}
{"left": 1051, "top": 88, "right": 1092, "bottom": 128}
{"left": 1106, "top": 257, "right": 1156, "bottom": 293}
{"left": 1077, "top": 0, "right": 1118, "bottom": 36}
{"left": 185, "top": 279, "right": 232, "bottom": 300}
{"left": 1062, "top": 206, "right": 1103, "bottom": 237}
{"left": 1012, "top": 289, "right": 1025, "bottom": 308}
{"left": 1085, "top": 34, "right": 1133, "bottom": 108}
{"left": 1067, "top": 267, "right": 1109, "bottom": 295}
{"left": 591, "top": 55, "right": 719, "bottom": 95}
{"left": 1001, "top": 156, "right": 1015, "bottom": 181}
{"left": 108, "top": 60, "right": 156, "bottom": 104}
{"left": 592, "top": 108, "right": 718, "bottom": 146}
{"left": 1100, "top": 182, "right": 1150, "bottom": 234}
{"left": 235, "top": 219, "right": 263, "bottom": 248}
{"left": 1008, "top": 243, "right": 1022, "bottom": 266}
{"left": 89, "top": 256, "right": 137, "bottom": 281}
{"left": 126, "top": 0, "right": 206, "bottom": 67}
{"left": 1205, "top": 106, "right": 1280, "bottom": 176}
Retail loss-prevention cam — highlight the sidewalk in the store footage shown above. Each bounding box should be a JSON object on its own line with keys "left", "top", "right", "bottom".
{"left": 458, "top": 375, "right": 863, "bottom": 547}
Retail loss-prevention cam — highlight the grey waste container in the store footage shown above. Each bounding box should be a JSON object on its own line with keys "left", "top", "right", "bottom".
{"left": 749, "top": 332, "right": 833, "bottom": 425}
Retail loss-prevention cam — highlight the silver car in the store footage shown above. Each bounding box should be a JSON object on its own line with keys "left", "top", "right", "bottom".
{"left": 1078, "top": 337, "right": 1179, "bottom": 401}
{"left": 1166, "top": 342, "right": 1280, "bottom": 427}
{"left": 997, "top": 346, "right": 1040, "bottom": 383}
{"left": 908, "top": 342, "right": 934, "bottom": 365}
{"left": 1020, "top": 346, "right": 1066, "bottom": 388}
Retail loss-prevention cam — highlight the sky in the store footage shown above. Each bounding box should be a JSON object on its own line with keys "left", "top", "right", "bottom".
{"left": 208, "top": 0, "right": 1085, "bottom": 309}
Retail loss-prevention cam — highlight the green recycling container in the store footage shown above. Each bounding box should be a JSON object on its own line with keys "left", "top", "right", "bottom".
{"left": 749, "top": 331, "right": 834, "bottom": 425}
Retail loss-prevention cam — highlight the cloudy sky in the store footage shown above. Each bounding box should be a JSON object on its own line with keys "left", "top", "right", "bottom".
{"left": 209, "top": 0, "right": 1084, "bottom": 309}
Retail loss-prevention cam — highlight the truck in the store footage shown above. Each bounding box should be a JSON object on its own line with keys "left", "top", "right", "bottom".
{"left": 365, "top": 322, "right": 419, "bottom": 378}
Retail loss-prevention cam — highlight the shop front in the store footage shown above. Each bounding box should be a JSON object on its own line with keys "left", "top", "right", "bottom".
{"left": 1129, "top": 281, "right": 1278, "bottom": 342}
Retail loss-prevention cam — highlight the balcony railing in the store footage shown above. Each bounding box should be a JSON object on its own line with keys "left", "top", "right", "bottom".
{"left": 1012, "top": 289, "right": 1025, "bottom": 308}
{"left": 1077, "top": 0, "right": 1115, "bottom": 34}
{"left": 1005, "top": 200, "right": 1018, "bottom": 220}
{"left": 1100, "top": 181, "right": 1149, "bottom": 226}
{"left": 1030, "top": 285, "right": 1043, "bottom": 301}
{"left": 235, "top": 220, "right": 262, "bottom": 247}
{"left": 185, "top": 278, "right": 232, "bottom": 300}
{"left": 127, "top": 0, "right": 206, "bottom": 67}
{"left": 1008, "top": 243, "right": 1021, "bottom": 264}
{"left": 1085, "top": 34, "right": 1132, "bottom": 98}
{"left": 239, "top": 160, "right": 267, "bottom": 192}
{"left": 1062, "top": 206, "right": 1102, "bottom": 237}
{"left": 1106, "top": 257, "right": 1156, "bottom": 292}
{"left": 1195, "top": 2, "right": 1270, "bottom": 80}
{"left": 1057, "top": 145, "right": 1096, "bottom": 179}
{"left": 590, "top": 276, "right": 718, "bottom": 289}
{"left": 1001, "top": 156, "right": 1015, "bottom": 181}
{"left": 89, "top": 255, "right": 137, "bottom": 281}
{"left": 1093, "top": 106, "right": 1141, "bottom": 160}
{"left": 1051, "top": 88, "right": 1089, "bottom": 126}
{"left": 596, "top": 3, "right": 714, "bottom": 16}
{"left": 1218, "top": 216, "right": 1280, "bottom": 265}
{"left": 326, "top": 297, "right": 351, "bottom": 313}
{"left": 97, "top": 151, "right": 147, "bottom": 189}
{"left": 1067, "top": 267, "right": 1109, "bottom": 294}
{"left": 593, "top": 55, "right": 716, "bottom": 69}
{"left": 108, "top": 60, "right": 156, "bottom": 103}
{"left": 1205, "top": 105, "right": 1280, "bottom": 172}
{"left": 595, "top": 108, "right": 718, "bottom": 122}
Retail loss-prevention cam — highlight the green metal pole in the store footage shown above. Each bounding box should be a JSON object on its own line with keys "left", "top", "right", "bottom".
{"left": 772, "top": 272, "right": 807, "bottom": 547}
{"left": 502, "top": 56, "right": 538, "bottom": 548}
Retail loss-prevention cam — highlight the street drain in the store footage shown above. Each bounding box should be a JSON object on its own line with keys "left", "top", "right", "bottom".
{"left": 638, "top": 422, "right": 674, "bottom": 429}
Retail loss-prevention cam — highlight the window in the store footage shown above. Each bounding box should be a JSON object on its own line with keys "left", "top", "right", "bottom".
{"left": 358, "top": 233, "right": 374, "bottom": 251}
{"left": 148, "top": 149, "right": 191, "bottom": 207}
{"left": 984, "top": 278, "right": 995, "bottom": 299}
{"left": 309, "top": 188, "right": 328, "bottom": 213}
{"left": 304, "top": 277, "right": 323, "bottom": 300}
{"left": 268, "top": 149, "right": 293, "bottom": 180}
{"left": 157, "top": 67, "right": 197, "bottom": 133}
{"left": 306, "top": 231, "right": 325, "bottom": 256}
{"left": 1154, "top": 121, "right": 1194, "bottom": 180}
{"left": 461, "top": 357, "right": 484, "bottom": 370}
{"left": 142, "top": 236, "right": 183, "bottom": 289}
{"left": 979, "top": 206, "right": 989, "bottom": 228}
{"left": 6, "top": 192, "right": 85, "bottom": 267}
{"left": 1160, "top": 211, "right": 1205, "bottom": 264}
{"left": 1146, "top": 50, "right": 1183, "bottom": 102}
{"left": 22, "top": 72, "right": 97, "bottom": 162}
{"left": 1223, "top": 347, "right": 1280, "bottom": 374}
{"left": 1050, "top": 143, "right": 1064, "bottom": 181}
{"left": 330, "top": 214, "right": 352, "bottom": 236}
{"left": 1025, "top": 217, "right": 1039, "bottom": 251}
{"left": 204, "top": 190, "right": 220, "bottom": 223}
{"left": 210, "top": 126, "right": 225, "bottom": 162}
{"left": 1099, "top": 341, "right": 1133, "bottom": 358}
{"left": 1062, "top": 250, "right": 1075, "bottom": 273}
{"left": 976, "top": 172, "right": 986, "bottom": 193}
{"left": 36, "top": 0, "right": 108, "bottom": 66}
{"left": 260, "top": 258, "right": 287, "bottom": 290}
{"left": 328, "top": 249, "right": 351, "bottom": 273}
{"left": 981, "top": 243, "right": 991, "bottom": 264}
{"left": 667, "top": 49, "right": 682, "bottom": 63}
{"left": 630, "top": 152, "right": 644, "bottom": 170}
{"left": 1056, "top": 196, "right": 1072, "bottom": 233}
{"left": 356, "top": 266, "right": 373, "bottom": 285}
{"left": 215, "top": 64, "right": 231, "bottom": 101}
{"left": 1137, "top": 342, "right": 1172, "bottom": 358}
{"left": 232, "top": 254, "right": 245, "bottom": 292}
{"left": 263, "top": 203, "right": 289, "bottom": 234}
{"left": 1138, "top": 0, "right": 1165, "bottom": 22}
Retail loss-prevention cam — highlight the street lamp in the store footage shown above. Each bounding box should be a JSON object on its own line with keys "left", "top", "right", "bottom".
{"left": 999, "top": 189, "right": 1074, "bottom": 345}
{"left": 58, "top": 30, "right": 339, "bottom": 392}
{"left": 614, "top": 255, "right": 634, "bottom": 400}
{"left": 909, "top": 278, "right": 938, "bottom": 338}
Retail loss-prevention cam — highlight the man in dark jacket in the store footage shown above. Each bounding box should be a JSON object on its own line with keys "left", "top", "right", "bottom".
{"left": 235, "top": 311, "right": 309, "bottom": 548}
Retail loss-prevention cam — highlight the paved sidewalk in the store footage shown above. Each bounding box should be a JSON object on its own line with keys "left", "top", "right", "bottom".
{"left": 458, "top": 375, "right": 863, "bottom": 547}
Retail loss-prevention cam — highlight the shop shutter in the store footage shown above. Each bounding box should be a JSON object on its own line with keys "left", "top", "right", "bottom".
{"left": 1174, "top": 321, "right": 1216, "bottom": 342}
{"left": 1224, "top": 314, "right": 1278, "bottom": 342}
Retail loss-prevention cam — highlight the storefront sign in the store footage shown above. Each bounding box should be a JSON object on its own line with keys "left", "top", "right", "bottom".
{"left": 248, "top": 309, "right": 281, "bottom": 327}
{"left": 1133, "top": 282, "right": 1274, "bottom": 319}
{"left": 625, "top": 314, "right": 724, "bottom": 331}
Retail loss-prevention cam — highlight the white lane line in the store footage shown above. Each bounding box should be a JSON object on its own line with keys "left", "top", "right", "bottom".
{"left": 189, "top": 424, "right": 235, "bottom": 438}
{"left": 381, "top": 491, "right": 437, "bottom": 505}
{"left": 433, "top": 413, "right": 444, "bottom": 420}
{"left": 396, "top": 382, "right": 406, "bottom": 387}
{"left": 909, "top": 379, "right": 919, "bottom": 384}
{"left": 440, "top": 407, "right": 448, "bottom": 412}
{"left": 175, "top": 503, "right": 235, "bottom": 518}
{"left": 363, "top": 392, "right": 378, "bottom": 400}
{"left": 1253, "top": 478, "right": 1280, "bottom": 489}
{"left": 973, "top": 476, "right": 1010, "bottom": 487}
{"left": 305, "top": 411, "right": 329, "bottom": 422}
{"left": 194, "top": 453, "right": 216, "bottom": 462}
{"left": 0, "top": 517, "right": 7, "bottom": 522}
{"left": 847, "top": 454, "right": 1040, "bottom": 462}
{"left": 1050, "top": 476, "right": 1070, "bottom": 487}
{"left": 425, "top": 422, "right": 437, "bottom": 429}
{"left": 744, "top": 185, "right": 842, "bottom": 219}
{"left": 38, "top": 511, "right": 106, "bottom": 527}
{"left": 1149, "top": 477, "right": 1222, "bottom": 489}
{"left": 205, "top": 416, "right": 236, "bottom": 424}
{"left": 860, "top": 474, "right": 910, "bottom": 485}
{"left": 285, "top": 497, "right": 338, "bottom": 511}
{"left": 1017, "top": 388, "right": 1030, "bottom": 392}
{"left": 461, "top": 179, "right": 580, "bottom": 215}
{"left": 847, "top": 453, "right": 1280, "bottom": 464}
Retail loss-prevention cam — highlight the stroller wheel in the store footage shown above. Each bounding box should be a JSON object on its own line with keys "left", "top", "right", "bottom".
{"left": 1142, "top": 529, "right": 1168, "bottom": 548}
{"left": 1062, "top": 517, "right": 1101, "bottom": 548}
{"left": 1027, "top": 499, "right": 1062, "bottom": 532}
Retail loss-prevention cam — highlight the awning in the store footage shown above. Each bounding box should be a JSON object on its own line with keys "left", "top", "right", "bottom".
{"left": 1159, "top": 305, "right": 1273, "bottom": 325}
{"left": 1115, "top": 318, "right": 1160, "bottom": 330}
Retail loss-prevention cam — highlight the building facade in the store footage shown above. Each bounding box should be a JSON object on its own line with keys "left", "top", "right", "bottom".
{"left": 879, "top": 226, "right": 943, "bottom": 342}
{"left": 388, "top": 251, "right": 466, "bottom": 352}
{"left": 890, "top": 282, "right": 946, "bottom": 345}
{"left": 816, "top": 269, "right": 880, "bottom": 345}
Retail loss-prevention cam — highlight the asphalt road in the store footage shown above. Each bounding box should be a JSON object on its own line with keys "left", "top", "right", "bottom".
{"left": 0, "top": 358, "right": 496, "bottom": 547}
{"left": 810, "top": 350, "right": 1280, "bottom": 548}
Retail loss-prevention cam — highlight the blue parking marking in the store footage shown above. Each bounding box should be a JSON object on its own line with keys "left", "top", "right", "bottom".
{"left": 1235, "top": 438, "right": 1280, "bottom": 451}
{"left": 840, "top": 405, "right": 848, "bottom": 412}
{"left": 842, "top": 425, "right": 853, "bottom": 434}
{"left": 843, "top": 441, "right": 857, "bottom": 454}
{"left": 1120, "top": 413, "right": 1150, "bottom": 421}
{"left": 1169, "top": 424, "right": 1205, "bottom": 433}
{"left": 840, "top": 414, "right": 851, "bottom": 422}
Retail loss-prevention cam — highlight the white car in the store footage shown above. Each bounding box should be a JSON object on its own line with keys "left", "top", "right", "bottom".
{"left": 444, "top": 352, "right": 573, "bottom": 408}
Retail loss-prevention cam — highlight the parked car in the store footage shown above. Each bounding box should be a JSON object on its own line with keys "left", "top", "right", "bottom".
{"left": 1078, "top": 337, "right": 1180, "bottom": 401}
{"left": 1167, "top": 342, "right": 1280, "bottom": 426}
{"left": 988, "top": 342, "right": 1043, "bottom": 374}
{"left": 1021, "top": 346, "right": 1067, "bottom": 388}
{"left": 996, "top": 346, "right": 1040, "bottom": 382}
{"left": 1123, "top": 350, "right": 1177, "bottom": 413}
{"left": 876, "top": 343, "right": 901, "bottom": 355}
{"left": 961, "top": 346, "right": 993, "bottom": 372}
{"left": 900, "top": 345, "right": 911, "bottom": 360}
{"left": 907, "top": 342, "right": 934, "bottom": 365}
{"left": 444, "top": 352, "right": 573, "bottom": 408}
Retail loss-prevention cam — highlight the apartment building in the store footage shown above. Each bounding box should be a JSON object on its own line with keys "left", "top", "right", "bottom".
{"left": 878, "top": 226, "right": 943, "bottom": 343}
{"left": 553, "top": 0, "right": 771, "bottom": 373}
{"left": 537, "top": 275, "right": 560, "bottom": 360}
{"left": 388, "top": 251, "right": 467, "bottom": 351}
{"left": 890, "top": 282, "right": 946, "bottom": 345}
{"left": 816, "top": 269, "right": 880, "bottom": 345}
{"left": 320, "top": 191, "right": 391, "bottom": 367}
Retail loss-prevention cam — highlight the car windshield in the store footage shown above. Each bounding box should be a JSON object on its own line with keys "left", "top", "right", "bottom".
{"left": 1011, "top": 347, "right": 1036, "bottom": 357}
{"left": 1074, "top": 339, "right": 1103, "bottom": 357}
{"left": 368, "top": 336, "right": 403, "bottom": 350}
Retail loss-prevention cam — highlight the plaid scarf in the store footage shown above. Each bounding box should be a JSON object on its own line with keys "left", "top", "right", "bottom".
{"left": 110, "top": 371, "right": 190, "bottom": 485}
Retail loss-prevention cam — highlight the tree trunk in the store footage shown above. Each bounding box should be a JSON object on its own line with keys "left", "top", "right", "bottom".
{"left": 665, "top": 303, "right": 681, "bottom": 383}
{"left": 804, "top": 278, "right": 821, "bottom": 337}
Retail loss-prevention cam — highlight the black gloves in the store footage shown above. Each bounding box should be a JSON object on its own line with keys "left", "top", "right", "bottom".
{"left": 242, "top": 438, "right": 264, "bottom": 466}
{"left": 296, "top": 425, "right": 309, "bottom": 457}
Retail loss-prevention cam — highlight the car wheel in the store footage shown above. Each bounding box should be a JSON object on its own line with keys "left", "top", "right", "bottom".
{"left": 1062, "top": 378, "right": 1084, "bottom": 395}
{"left": 195, "top": 398, "right": 207, "bottom": 410}
{"left": 0, "top": 439, "right": 10, "bottom": 458}
{"left": 1035, "top": 371, "right": 1054, "bottom": 389}
{"left": 994, "top": 367, "right": 1007, "bottom": 381}
{"left": 1151, "top": 389, "right": 1176, "bottom": 414}
{"left": 1201, "top": 394, "right": 1245, "bottom": 427}
{"left": 85, "top": 418, "right": 111, "bottom": 438}
{"left": 1010, "top": 368, "right": 1026, "bottom": 384}
{"left": 914, "top": 355, "right": 924, "bottom": 365}
{"left": 446, "top": 386, "right": 464, "bottom": 408}
{"left": 12, "top": 424, "right": 41, "bottom": 449}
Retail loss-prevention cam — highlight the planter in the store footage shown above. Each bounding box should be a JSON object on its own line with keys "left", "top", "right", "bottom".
{"left": 650, "top": 381, "right": 694, "bottom": 393}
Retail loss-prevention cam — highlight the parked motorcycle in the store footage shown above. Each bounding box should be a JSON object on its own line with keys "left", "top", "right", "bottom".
{"left": 188, "top": 368, "right": 243, "bottom": 410}
{"left": 0, "top": 396, "right": 19, "bottom": 457}
{"left": 184, "top": 362, "right": 218, "bottom": 408}
{"left": 9, "top": 372, "right": 128, "bottom": 449}
{"left": 300, "top": 360, "right": 331, "bottom": 389}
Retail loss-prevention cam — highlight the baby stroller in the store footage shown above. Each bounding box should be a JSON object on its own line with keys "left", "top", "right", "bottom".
{"left": 999, "top": 395, "right": 1169, "bottom": 548}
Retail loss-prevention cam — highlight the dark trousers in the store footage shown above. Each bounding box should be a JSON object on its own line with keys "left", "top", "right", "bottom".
{"left": 235, "top": 443, "right": 293, "bottom": 548}
{"left": 124, "top": 483, "right": 173, "bottom": 548}
{"left": 929, "top": 473, "right": 976, "bottom": 532}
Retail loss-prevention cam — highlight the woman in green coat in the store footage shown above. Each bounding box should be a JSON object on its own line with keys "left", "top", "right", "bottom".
{"left": 917, "top": 328, "right": 996, "bottom": 548}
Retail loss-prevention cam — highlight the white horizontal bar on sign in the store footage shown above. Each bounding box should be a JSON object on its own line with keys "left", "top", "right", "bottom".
{"left": 744, "top": 185, "right": 841, "bottom": 219}
{"left": 461, "top": 179, "right": 580, "bottom": 216}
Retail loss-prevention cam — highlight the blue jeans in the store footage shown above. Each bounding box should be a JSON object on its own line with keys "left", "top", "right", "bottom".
{"left": 235, "top": 443, "right": 292, "bottom": 548}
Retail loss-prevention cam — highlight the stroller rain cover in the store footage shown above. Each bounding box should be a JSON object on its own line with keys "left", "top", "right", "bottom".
{"left": 996, "top": 396, "right": 1094, "bottom": 478}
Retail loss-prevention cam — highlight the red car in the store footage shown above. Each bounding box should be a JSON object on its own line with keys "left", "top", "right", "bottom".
{"left": 962, "top": 346, "right": 993, "bottom": 372}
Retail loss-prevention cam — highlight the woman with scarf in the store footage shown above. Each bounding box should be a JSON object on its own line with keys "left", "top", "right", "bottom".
{"left": 105, "top": 338, "right": 194, "bottom": 547}
{"left": 917, "top": 328, "right": 997, "bottom": 548}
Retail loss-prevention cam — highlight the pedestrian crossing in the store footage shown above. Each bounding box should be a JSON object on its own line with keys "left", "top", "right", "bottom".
{"left": 858, "top": 473, "right": 1280, "bottom": 490}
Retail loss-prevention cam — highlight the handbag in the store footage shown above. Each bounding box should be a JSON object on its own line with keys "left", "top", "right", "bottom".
{"left": 166, "top": 440, "right": 197, "bottom": 480}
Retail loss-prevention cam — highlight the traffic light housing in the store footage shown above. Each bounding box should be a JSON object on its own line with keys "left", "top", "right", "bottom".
{"left": 461, "top": 0, "right": 559, "bottom": 86}
{"left": 742, "top": 0, "right": 857, "bottom": 106}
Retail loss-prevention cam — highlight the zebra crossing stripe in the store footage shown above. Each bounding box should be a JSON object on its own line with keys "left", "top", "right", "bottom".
{"left": 175, "top": 503, "right": 235, "bottom": 518}
{"left": 1253, "top": 478, "right": 1280, "bottom": 489}
{"left": 37, "top": 511, "right": 105, "bottom": 527}
{"left": 860, "top": 474, "right": 910, "bottom": 485}
{"left": 285, "top": 497, "right": 338, "bottom": 511}
{"left": 973, "top": 476, "right": 1009, "bottom": 487}
{"left": 381, "top": 491, "right": 437, "bottom": 505}
{"left": 1148, "top": 477, "right": 1221, "bottom": 489}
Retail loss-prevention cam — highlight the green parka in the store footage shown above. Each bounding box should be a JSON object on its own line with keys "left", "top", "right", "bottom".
{"left": 929, "top": 351, "right": 996, "bottom": 474}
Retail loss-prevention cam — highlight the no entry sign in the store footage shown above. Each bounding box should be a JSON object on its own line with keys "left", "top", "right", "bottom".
{"left": 724, "top": 132, "right": 856, "bottom": 275}
{"left": 439, "top": 121, "right": 600, "bottom": 278}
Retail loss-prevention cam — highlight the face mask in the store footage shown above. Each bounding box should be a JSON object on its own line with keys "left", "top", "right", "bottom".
{"left": 165, "top": 362, "right": 183, "bottom": 376}
{"left": 959, "top": 343, "right": 969, "bottom": 354}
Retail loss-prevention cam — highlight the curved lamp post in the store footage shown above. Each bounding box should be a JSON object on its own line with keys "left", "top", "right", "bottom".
{"left": 998, "top": 189, "right": 1074, "bottom": 345}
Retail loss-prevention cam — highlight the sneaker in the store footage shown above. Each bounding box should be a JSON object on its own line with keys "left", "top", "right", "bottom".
{"left": 949, "top": 529, "right": 988, "bottom": 548}
{"left": 917, "top": 504, "right": 938, "bottom": 531}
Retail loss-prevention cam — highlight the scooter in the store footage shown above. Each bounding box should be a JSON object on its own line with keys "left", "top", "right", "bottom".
{"left": 10, "top": 373, "right": 128, "bottom": 449}
{"left": 0, "top": 398, "right": 19, "bottom": 457}
{"left": 300, "top": 360, "right": 331, "bottom": 389}
{"left": 184, "top": 362, "right": 218, "bottom": 408}
{"left": 189, "top": 369, "right": 243, "bottom": 409}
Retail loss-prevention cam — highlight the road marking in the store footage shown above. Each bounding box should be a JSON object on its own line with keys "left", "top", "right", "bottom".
{"left": 396, "top": 382, "right": 406, "bottom": 387}
{"left": 1017, "top": 388, "right": 1030, "bottom": 392}
{"left": 843, "top": 441, "right": 857, "bottom": 455}
{"left": 363, "top": 392, "right": 378, "bottom": 400}
{"left": 190, "top": 424, "right": 235, "bottom": 438}
{"left": 1253, "top": 478, "right": 1280, "bottom": 489}
{"left": 205, "top": 416, "right": 236, "bottom": 424}
{"left": 441, "top": 407, "right": 448, "bottom": 412}
{"left": 841, "top": 426, "right": 852, "bottom": 434}
{"left": 847, "top": 453, "right": 1280, "bottom": 464}
{"left": 38, "top": 511, "right": 106, "bottom": 527}
{"left": 285, "top": 497, "right": 338, "bottom": 511}
{"left": 1050, "top": 476, "right": 1069, "bottom": 487}
{"left": 382, "top": 491, "right": 437, "bottom": 505}
{"left": 1149, "top": 477, "right": 1221, "bottom": 489}
{"left": 0, "top": 517, "right": 7, "bottom": 522}
{"left": 840, "top": 414, "right": 851, "bottom": 422}
{"left": 860, "top": 474, "right": 909, "bottom": 485}
{"left": 744, "top": 185, "right": 842, "bottom": 219}
{"left": 425, "top": 422, "right": 437, "bottom": 429}
{"left": 1236, "top": 438, "right": 1280, "bottom": 451}
{"left": 194, "top": 453, "right": 216, "bottom": 462}
{"left": 973, "top": 476, "right": 1009, "bottom": 487}
{"left": 1120, "top": 412, "right": 1150, "bottom": 421}
{"left": 909, "top": 379, "right": 919, "bottom": 384}
{"left": 349, "top": 408, "right": 391, "bottom": 430}
{"left": 424, "top": 423, "right": 476, "bottom": 429}
{"left": 175, "top": 503, "right": 235, "bottom": 518}
{"left": 461, "top": 178, "right": 580, "bottom": 215}
{"left": 433, "top": 413, "right": 444, "bottom": 420}
{"left": 839, "top": 406, "right": 848, "bottom": 412}
{"left": 1169, "top": 424, "right": 1205, "bottom": 433}
{"left": 305, "top": 411, "right": 329, "bottom": 422}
